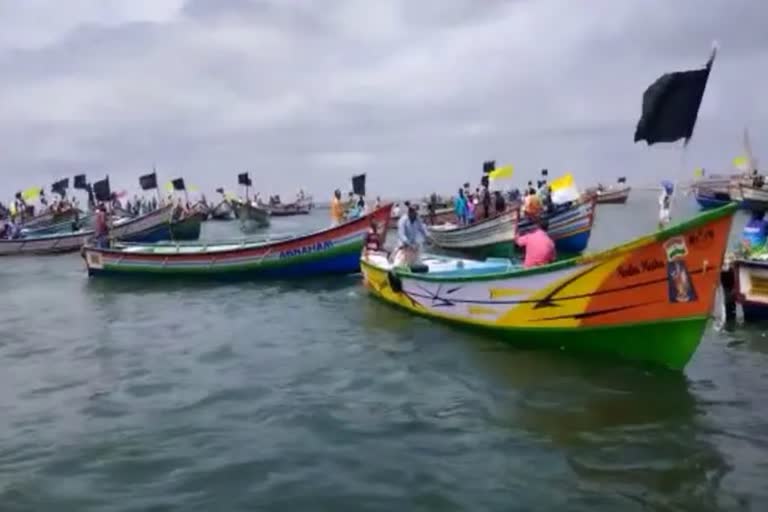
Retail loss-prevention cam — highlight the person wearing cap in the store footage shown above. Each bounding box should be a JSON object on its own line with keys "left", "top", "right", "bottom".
{"left": 393, "top": 205, "right": 428, "bottom": 267}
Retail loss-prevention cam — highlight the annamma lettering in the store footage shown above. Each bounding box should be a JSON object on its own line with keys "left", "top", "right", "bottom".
{"left": 279, "top": 240, "right": 334, "bottom": 258}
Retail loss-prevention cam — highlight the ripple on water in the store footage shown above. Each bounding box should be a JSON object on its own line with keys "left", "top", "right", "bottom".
{"left": 1, "top": 205, "right": 767, "bottom": 510}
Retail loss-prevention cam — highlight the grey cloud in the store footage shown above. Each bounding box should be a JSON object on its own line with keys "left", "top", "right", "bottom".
{"left": 0, "top": 0, "right": 766, "bottom": 199}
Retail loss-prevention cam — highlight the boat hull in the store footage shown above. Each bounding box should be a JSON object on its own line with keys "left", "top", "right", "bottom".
{"left": 730, "top": 258, "right": 768, "bottom": 322}
{"left": 0, "top": 231, "right": 93, "bottom": 256}
{"left": 362, "top": 203, "right": 736, "bottom": 369}
{"left": 210, "top": 201, "right": 234, "bottom": 220}
{"left": 170, "top": 213, "right": 203, "bottom": 241}
{"left": 595, "top": 187, "right": 631, "bottom": 204}
{"left": 0, "top": 206, "right": 173, "bottom": 256}
{"left": 234, "top": 202, "right": 271, "bottom": 233}
{"left": 261, "top": 203, "right": 311, "bottom": 216}
{"left": 21, "top": 208, "right": 80, "bottom": 230}
{"left": 428, "top": 200, "right": 595, "bottom": 258}
{"left": 694, "top": 190, "right": 732, "bottom": 210}
{"left": 83, "top": 205, "right": 393, "bottom": 280}
{"left": 737, "top": 184, "right": 768, "bottom": 211}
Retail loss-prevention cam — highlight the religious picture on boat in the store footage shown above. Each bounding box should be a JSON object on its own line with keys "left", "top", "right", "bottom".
{"left": 663, "top": 237, "right": 696, "bottom": 303}
{"left": 666, "top": 260, "right": 697, "bottom": 303}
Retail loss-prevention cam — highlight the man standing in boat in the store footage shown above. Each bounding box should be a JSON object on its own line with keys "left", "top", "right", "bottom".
{"left": 658, "top": 181, "right": 673, "bottom": 230}
{"left": 393, "top": 205, "right": 428, "bottom": 267}
{"left": 330, "top": 189, "right": 345, "bottom": 226}
{"left": 94, "top": 204, "right": 109, "bottom": 248}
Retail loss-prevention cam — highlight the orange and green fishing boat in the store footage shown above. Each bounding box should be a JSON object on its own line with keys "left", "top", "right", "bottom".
{"left": 361, "top": 203, "right": 737, "bottom": 370}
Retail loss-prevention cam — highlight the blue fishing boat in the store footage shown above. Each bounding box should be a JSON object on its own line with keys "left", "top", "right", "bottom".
{"left": 82, "top": 204, "right": 394, "bottom": 280}
{"left": 694, "top": 188, "right": 732, "bottom": 210}
{"left": 427, "top": 198, "right": 595, "bottom": 258}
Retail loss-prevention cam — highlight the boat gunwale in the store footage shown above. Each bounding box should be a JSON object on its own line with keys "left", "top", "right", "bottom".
{"left": 366, "top": 202, "right": 737, "bottom": 283}
{"left": 85, "top": 203, "right": 393, "bottom": 257}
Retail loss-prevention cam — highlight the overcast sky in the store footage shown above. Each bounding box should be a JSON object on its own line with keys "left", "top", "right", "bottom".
{"left": 1, "top": 0, "right": 766, "bottom": 199}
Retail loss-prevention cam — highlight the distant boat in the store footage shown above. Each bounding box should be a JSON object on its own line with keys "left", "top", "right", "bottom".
{"left": 427, "top": 199, "right": 595, "bottom": 258}
{"left": 210, "top": 200, "right": 234, "bottom": 221}
{"left": 0, "top": 205, "right": 173, "bottom": 256}
{"left": 692, "top": 185, "right": 733, "bottom": 210}
{"left": 169, "top": 212, "right": 205, "bottom": 241}
{"left": 737, "top": 183, "right": 768, "bottom": 211}
{"left": 233, "top": 201, "right": 271, "bottom": 233}
{"left": 21, "top": 206, "right": 80, "bottom": 231}
{"left": 594, "top": 186, "right": 631, "bottom": 204}
{"left": 259, "top": 200, "right": 311, "bottom": 217}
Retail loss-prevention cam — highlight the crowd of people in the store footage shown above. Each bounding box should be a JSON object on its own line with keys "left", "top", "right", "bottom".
{"left": 350, "top": 178, "right": 557, "bottom": 270}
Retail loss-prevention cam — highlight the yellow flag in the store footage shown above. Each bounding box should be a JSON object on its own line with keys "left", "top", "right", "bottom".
{"left": 489, "top": 165, "right": 514, "bottom": 180}
{"left": 694, "top": 167, "right": 704, "bottom": 178}
{"left": 549, "top": 173, "right": 574, "bottom": 192}
{"left": 22, "top": 186, "right": 42, "bottom": 201}
{"left": 188, "top": 185, "right": 199, "bottom": 193}
{"left": 733, "top": 155, "right": 748, "bottom": 170}
{"left": 164, "top": 181, "right": 174, "bottom": 192}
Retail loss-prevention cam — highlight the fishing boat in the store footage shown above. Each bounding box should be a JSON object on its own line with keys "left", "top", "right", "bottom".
{"left": 427, "top": 199, "right": 595, "bottom": 258}
{"left": 210, "top": 200, "right": 234, "bottom": 220}
{"left": 723, "top": 255, "right": 768, "bottom": 321}
{"left": 361, "top": 203, "right": 736, "bottom": 370}
{"left": 0, "top": 205, "right": 173, "bottom": 256}
{"left": 594, "top": 186, "right": 631, "bottom": 204}
{"left": 233, "top": 201, "right": 271, "bottom": 233}
{"left": 737, "top": 183, "right": 768, "bottom": 211}
{"left": 692, "top": 185, "right": 732, "bottom": 210}
{"left": 21, "top": 206, "right": 80, "bottom": 231}
{"left": 169, "top": 212, "right": 204, "bottom": 241}
{"left": 422, "top": 206, "right": 457, "bottom": 226}
{"left": 21, "top": 213, "right": 93, "bottom": 236}
{"left": 81, "top": 204, "right": 394, "bottom": 279}
{"left": 260, "top": 201, "right": 311, "bottom": 217}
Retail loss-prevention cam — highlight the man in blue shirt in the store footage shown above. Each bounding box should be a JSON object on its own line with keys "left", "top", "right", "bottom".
{"left": 394, "top": 205, "right": 428, "bottom": 267}
{"left": 742, "top": 210, "right": 768, "bottom": 252}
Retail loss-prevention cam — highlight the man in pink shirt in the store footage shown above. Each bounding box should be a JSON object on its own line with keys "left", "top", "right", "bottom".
{"left": 515, "top": 219, "right": 556, "bottom": 268}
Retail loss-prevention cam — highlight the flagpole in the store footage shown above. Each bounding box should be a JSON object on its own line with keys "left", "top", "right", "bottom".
{"left": 153, "top": 165, "right": 162, "bottom": 206}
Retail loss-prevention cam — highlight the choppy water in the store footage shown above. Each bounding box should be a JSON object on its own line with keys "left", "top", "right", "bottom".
{"left": 1, "top": 192, "right": 767, "bottom": 511}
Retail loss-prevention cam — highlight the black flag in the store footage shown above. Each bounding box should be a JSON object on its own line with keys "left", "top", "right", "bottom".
{"left": 73, "top": 174, "right": 88, "bottom": 190}
{"left": 238, "top": 172, "right": 252, "bottom": 187}
{"left": 51, "top": 178, "right": 69, "bottom": 195}
{"left": 139, "top": 172, "right": 158, "bottom": 191}
{"left": 541, "top": 169, "right": 548, "bottom": 176}
{"left": 171, "top": 178, "right": 186, "bottom": 191}
{"left": 352, "top": 173, "right": 366, "bottom": 196}
{"left": 215, "top": 187, "right": 224, "bottom": 194}
{"left": 93, "top": 177, "right": 111, "bottom": 202}
{"left": 482, "top": 161, "right": 496, "bottom": 174}
{"left": 634, "top": 48, "right": 716, "bottom": 146}
{"left": 617, "top": 176, "right": 627, "bottom": 184}
{"left": 86, "top": 183, "right": 95, "bottom": 207}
